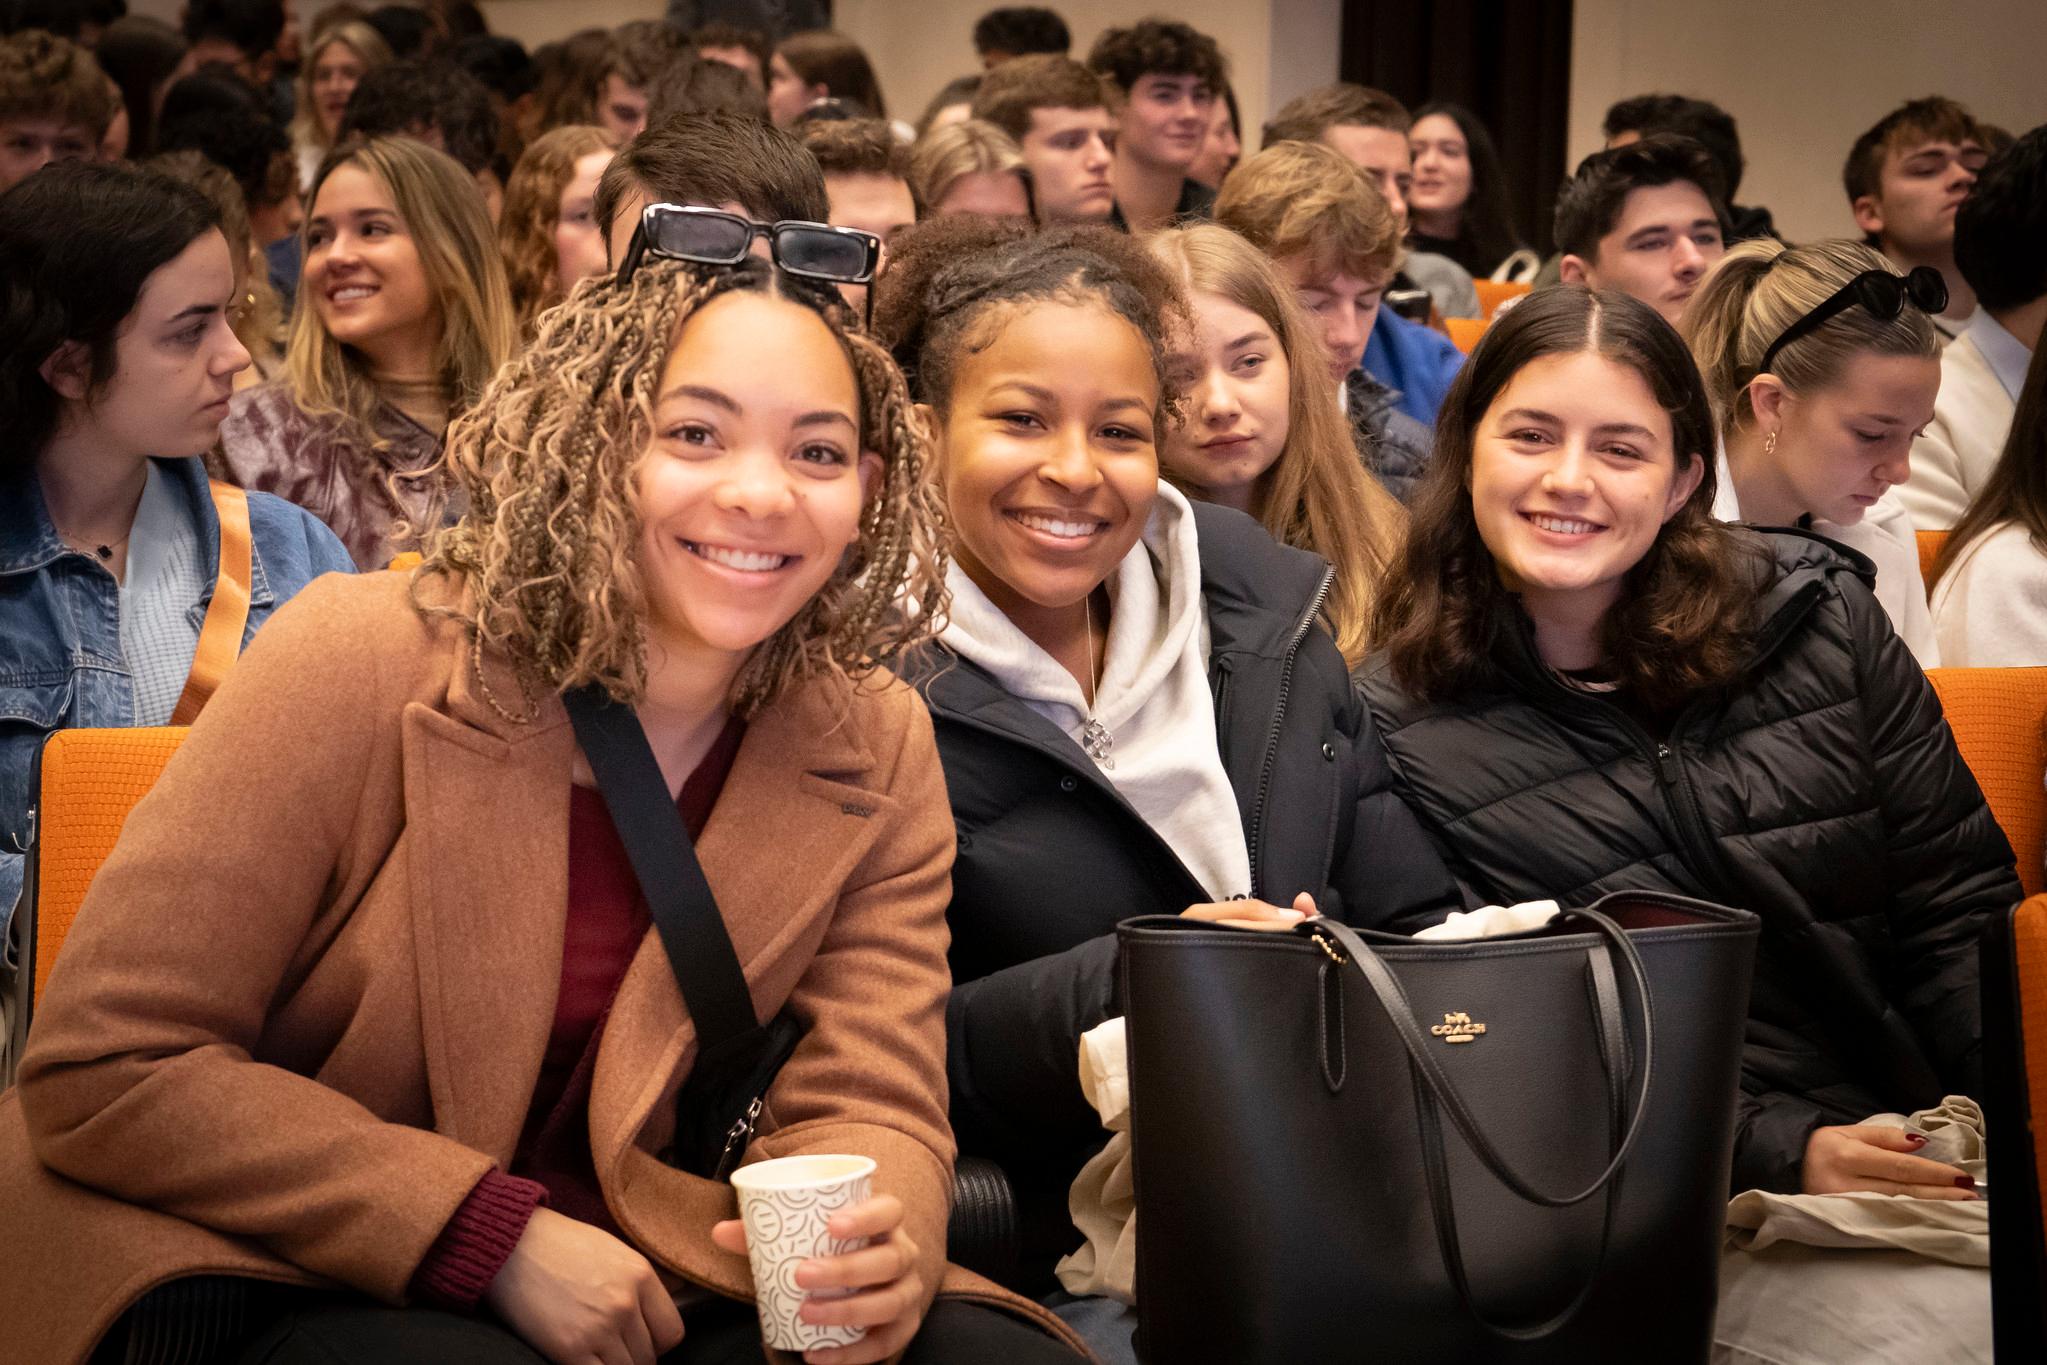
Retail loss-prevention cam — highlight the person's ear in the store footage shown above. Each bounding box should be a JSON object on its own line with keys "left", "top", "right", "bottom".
{"left": 1850, "top": 194, "right": 1885, "bottom": 239}
{"left": 1664, "top": 451, "right": 1706, "bottom": 522}
{"left": 806, "top": 81, "right": 830, "bottom": 104}
{"left": 38, "top": 340, "right": 92, "bottom": 402}
{"left": 1557, "top": 254, "right": 1591, "bottom": 287}
{"left": 856, "top": 449, "right": 883, "bottom": 504}
{"left": 1747, "top": 373, "right": 1788, "bottom": 433}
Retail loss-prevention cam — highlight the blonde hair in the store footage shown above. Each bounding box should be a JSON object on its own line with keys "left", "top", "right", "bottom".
{"left": 1214, "top": 140, "right": 1403, "bottom": 284}
{"left": 419, "top": 259, "right": 949, "bottom": 717}
{"left": 908, "top": 118, "right": 1027, "bottom": 216}
{"left": 289, "top": 24, "right": 392, "bottom": 160}
{"left": 288, "top": 137, "right": 518, "bottom": 458}
{"left": 1148, "top": 224, "right": 1404, "bottom": 666}
{"left": 499, "top": 125, "right": 615, "bottom": 337}
{"left": 1681, "top": 237, "right": 1941, "bottom": 440}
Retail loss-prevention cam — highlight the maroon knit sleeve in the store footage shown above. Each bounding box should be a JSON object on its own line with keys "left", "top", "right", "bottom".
{"left": 409, "top": 1168, "right": 548, "bottom": 1310}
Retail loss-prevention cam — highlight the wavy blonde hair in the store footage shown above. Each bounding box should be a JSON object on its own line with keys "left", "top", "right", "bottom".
{"left": 1148, "top": 224, "right": 1404, "bottom": 667}
{"left": 417, "top": 258, "right": 950, "bottom": 717}
{"left": 289, "top": 24, "right": 392, "bottom": 161}
{"left": 908, "top": 118, "right": 1028, "bottom": 216}
{"left": 287, "top": 137, "right": 517, "bottom": 461}
{"left": 499, "top": 125, "right": 615, "bottom": 337}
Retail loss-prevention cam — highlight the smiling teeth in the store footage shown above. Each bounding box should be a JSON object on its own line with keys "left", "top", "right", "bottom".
{"left": 1014, "top": 511, "right": 1101, "bottom": 538}
{"left": 1532, "top": 515, "right": 1599, "bottom": 534}
{"left": 688, "top": 542, "right": 789, "bottom": 572}
{"left": 331, "top": 287, "right": 375, "bottom": 301}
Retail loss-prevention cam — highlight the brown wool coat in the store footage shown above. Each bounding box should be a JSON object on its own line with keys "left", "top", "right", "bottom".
{"left": 0, "top": 570, "right": 1086, "bottom": 1365}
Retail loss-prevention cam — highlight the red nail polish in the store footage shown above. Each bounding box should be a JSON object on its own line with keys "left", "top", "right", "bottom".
{"left": 1955, "top": 1175, "right": 1976, "bottom": 1190}
{"left": 1905, "top": 1133, "right": 1928, "bottom": 1145}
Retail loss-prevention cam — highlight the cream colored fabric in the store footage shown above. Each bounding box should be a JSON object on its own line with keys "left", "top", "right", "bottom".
{"left": 1056, "top": 1017, "right": 1136, "bottom": 1303}
{"left": 1414, "top": 899, "right": 1561, "bottom": 941}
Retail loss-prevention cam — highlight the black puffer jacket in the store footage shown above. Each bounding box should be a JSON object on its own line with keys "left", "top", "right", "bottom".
{"left": 899, "top": 502, "right": 1461, "bottom": 1285}
{"left": 1361, "top": 529, "right": 2023, "bottom": 1196}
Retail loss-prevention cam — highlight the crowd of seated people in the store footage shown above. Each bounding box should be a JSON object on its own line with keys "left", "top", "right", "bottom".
{"left": 0, "top": 3, "right": 2039, "bottom": 1363}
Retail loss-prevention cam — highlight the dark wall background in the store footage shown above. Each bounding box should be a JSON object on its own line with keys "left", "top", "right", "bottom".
{"left": 1339, "top": 0, "right": 1574, "bottom": 253}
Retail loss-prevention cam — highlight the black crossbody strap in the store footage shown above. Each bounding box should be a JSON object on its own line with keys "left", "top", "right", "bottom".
{"left": 562, "top": 684, "right": 760, "bottom": 1051}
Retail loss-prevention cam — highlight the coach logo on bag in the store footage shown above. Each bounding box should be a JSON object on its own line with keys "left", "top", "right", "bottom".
{"left": 1430, "top": 1011, "right": 1487, "bottom": 1044}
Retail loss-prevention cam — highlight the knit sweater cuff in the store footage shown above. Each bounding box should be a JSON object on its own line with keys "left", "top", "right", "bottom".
{"left": 410, "top": 1169, "right": 547, "bottom": 1310}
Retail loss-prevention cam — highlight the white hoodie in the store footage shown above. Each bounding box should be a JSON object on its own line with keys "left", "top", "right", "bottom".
{"left": 939, "top": 483, "right": 1253, "bottom": 902}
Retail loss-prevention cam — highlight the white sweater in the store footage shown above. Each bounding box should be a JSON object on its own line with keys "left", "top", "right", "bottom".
{"left": 1930, "top": 521, "right": 2047, "bottom": 666}
{"left": 938, "top": 483, "right": 1254, "bottom": 901}
{"left": 1901, "top": 323, "right": 2021, "bottom": 531}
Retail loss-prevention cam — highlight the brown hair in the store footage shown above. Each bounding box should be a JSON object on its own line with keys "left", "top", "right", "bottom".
{"left": 529, "top": 27, "right": 610, "bottom": 131}
{"left": 970, "top": 54, "right": 1107, "bottom": 142}
{"left": 909, "top": 118, "right": 1028, "bottom": 215}
{"left": 775, "top": 29, "right": 887, "bottom": 121}
{"left": 1373, "top": 286, "right": 1761, "bottom": 709}
{"left": 645, "top": 53, "right": 767, "bottom": 128}
{"left": 690, "top": 22, "right": 771, "bottom": 82}
{"left": 1934, "top": 327, "right": 2047, "bottom": 589}
{"left": 498, "top": 124, "right": 615, "bottom": 335}
{"left": 418, "top": 257, "right": 948, "bottom": 716}
{"left": 145, "top": 148, "right": 286, "bottom": 373}
{"left": 1149, "top": 224, "right": 1405, "bottom": 666}
{"left": 1214, "top": 140, "right": 1402, "bottom": 283}
{"left": 0, "top": 29, "right": 117, "bottom": 137}
{"left": 1843, "top": 96, "right": 1983, "bottom": 206}
{"left": 289, "top": 22, "right": 393, "bottom": 158}
{"left": 1261, "top": 83, "right": 1408, "bottom": 147}
{"left": 796, "top": 116, "right": 909, "bottom": 180}
{"left": 1084, "top": 18, "right": 1226, "bottom": 98}
{"left": 601, "top": 19, "right": 689, "bottom": 93}
{"left": 594, "top": 112, "right": 828, "bottom": 244}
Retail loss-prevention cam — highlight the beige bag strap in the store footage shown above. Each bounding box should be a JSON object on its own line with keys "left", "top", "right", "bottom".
{"left": 169, "top": 480, "right": 253, "bottom": 725}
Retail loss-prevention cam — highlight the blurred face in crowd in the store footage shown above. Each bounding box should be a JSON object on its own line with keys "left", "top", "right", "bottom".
{"left": 1185, "top": 98, "right": 1239, "bottom": 190}
{"left": 304, "top": 162, "right": 441, "bottom": 371}
{"left": 1469, "top": 349, "right": 1702, "bottom": 639}
{"left": 1163, "top": 290, "right": 1291, "bottom": 515}
{"left": 766, "top": 51, "right": 821, "bottom": 126}
{"left": 41, "top": 229, "right": 251, "bottom": 461}
{"left": 598, "top": 74, "right": 650, "bottom": 146}
{"left": 1019, "top": 105, "right": 1115, "bottom": 224}
{"left": 1117, "top": 73, "right": 1212, "bottom": 173}
{"left": 1852, "top": 133, "right": 1986, "bottom": 260}
{"left": 1276, "top": 252, "right": 1391, "bottom": 384}
{"left": 697, "top": 44, "right": 765, "bottom": 92}
{"left": 604, "top": 191, "right": 759, "bottom": 270}
{"left": 1408, "top": 113, "right": 1471, "bottom": 233}
{"left": 1558, "top": 181, "right": 1724, "bottom": 327}
{"left": 1321, "top": 123, "right": 1412, "bottom": 230}
{"left": 0, "top": 117, "right": 98, "bottom": 194}
{"left": 634, "top": 289, "right": 878, "bottom": 662}
{"left": 311, "top": 37, "right": 369, "bottom": 140}
{"left": 554, "top": 148, "right": 614, "bottom": 298}
{"left": 99, "top": 102, "right": 130, "bottom": 163}
{"left": 927, "top": 299, "right": 1160, "bottom": 625}
{"left": 1744, "top": 352, "right": 1938, "bottom": 527}
{"left": 933, "top": 169, "right": 1030, "bottom": 220}
{"left": 824, "top": 171, "right": 915, "bottom": 311}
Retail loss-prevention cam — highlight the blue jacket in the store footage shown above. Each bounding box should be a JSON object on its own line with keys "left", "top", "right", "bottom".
{"left": 1, "top": 458, "right": 353, "bottom": 925}
{"left": 1363, "top": 308, "right": 1465, "bottom": 426}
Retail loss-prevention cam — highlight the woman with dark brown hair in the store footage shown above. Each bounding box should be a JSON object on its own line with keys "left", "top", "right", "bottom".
{"left": 766, "top": 30, "right": 887, "bottom": 126}
{"left": 1361, "top": 284, "right": 2019, "bottom": 1203}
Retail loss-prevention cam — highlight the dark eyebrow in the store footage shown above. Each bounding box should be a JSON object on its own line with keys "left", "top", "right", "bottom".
{"left": 165, "top": 302, "right": 222, "bottom": 325}
{"left": 1498, "top": 407, "right": 1560, "bottom": 425}
{"left": 1592, "top": 422, "right": 1659, "bottom": 439}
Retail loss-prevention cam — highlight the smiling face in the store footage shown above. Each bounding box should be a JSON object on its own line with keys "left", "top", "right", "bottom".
{"left": 931, "top": 299, "right": 1161, "bottom": 621}
{"left": 1748, "top": 351, "right": 1940, "bottom": 526}
{"left": 304, "top": 162, "right": 440, "bottom": 369}
{"left": 1469, "top": 349, "right": 1703, "bottom": 632}
{"left": 1185, "top": 96, "right": 1240, "bottom": 190}
{"left": 1020, "top": 105, "right": 1116, "bottom": 223}
{"left": 1118, "top": 73, "right": 1213, "bottom": 173}
{"left": 1408, "top": 112, "right": 1471, "bottom": 230}
{"left": 553, "top": 148, "right": 614, "bottom": 297}
{"left": 1277, "top": 252, "right": 1392, "bottom": 384}
{"left": 1562, "top": 181, "right": 1725, "bottom": 326}
{"left": 635, "top": 289, "right": 879, "bottom": 664}
{"left": 310, "top": 38, "right": 368, "bottom": 140}
{"left": 1162, "top": 290, "right": 1290, "bottom": 514}
{"left": 48, "top": 228, "right": 251, "bottom": 461}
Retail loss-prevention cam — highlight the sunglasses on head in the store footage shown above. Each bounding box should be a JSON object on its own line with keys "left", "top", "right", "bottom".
{"left": 616, "top": 203, "right": 881, "bottom": 290}
{"left": 1757, "top": 265, "right": 1948, "bottom": 374}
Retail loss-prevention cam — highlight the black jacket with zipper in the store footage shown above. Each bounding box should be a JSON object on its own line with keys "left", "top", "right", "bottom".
{"left": 897, "top": 502, "right": 1461, "bottom": 1286}
{"left": 1361, "top": 528, "right": 2022, "bottom": 1197}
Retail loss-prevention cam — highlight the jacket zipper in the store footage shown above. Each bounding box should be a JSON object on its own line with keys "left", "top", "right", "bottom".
{"left": 1247, "top": 566, "right": 1334, "bottom": 900}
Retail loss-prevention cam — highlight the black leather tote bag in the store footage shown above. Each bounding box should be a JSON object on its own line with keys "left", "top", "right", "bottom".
{"left": 1120, "top": 891, "right": 1759, "bottom": 1364}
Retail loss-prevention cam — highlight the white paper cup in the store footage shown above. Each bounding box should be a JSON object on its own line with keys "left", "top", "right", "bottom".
{"left": 731, "top": 1153, "right": 876, "bottom": 1352}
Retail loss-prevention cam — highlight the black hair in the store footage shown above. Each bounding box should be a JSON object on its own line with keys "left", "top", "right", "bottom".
{"left": 365, "top": 2, "right": 436, "bottom": 60}
{"left": 1954, "top": 122, "right": 2047, "bottom": 312}
{"left": 870, "top": 215, "right": 1186, "bottom": 416}
{"left": 156, "top": 88, "right": 291, "bottom": 210}
{"left": 1085, "top": 17, "right": 1225, "bottom": 96}
{"left": 157, "top": 62, "right": 265, "bottom": 122}
{"left": 94, "top": 14, "right": 188, "bottom": 157}
{"left": 972, "top": 6, "right": 1069, "bottom": 59}
{"left": 4, "top": 0, "right": 126, "bottom": 40}
{"left": 339, "top": 57, "right": 497, "bottom": 177}
{"left": 1602, "top": 93, "right": 1743, "bottom": 200}
{"left": 0, "top": 160, "right": 221, "bottom": 471}
{"left": 180, "top": 0, "right": 283, "bottom": 57}
{"left": 1412, "top": 101, "right": 1525, "bottom": 269}
{"left": 1553, "top": 132, "right": 1728, "bottom": 261}
{"left": 449, "top": 33, "right": 535, "bottom": 104}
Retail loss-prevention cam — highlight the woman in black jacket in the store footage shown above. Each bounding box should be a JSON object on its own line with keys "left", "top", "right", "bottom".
{"left": 871, "top": 220, "right": 1461, "bottom": 1312}
{"left": 1360, "top": 284, "right": 2021, "bottom": 1201}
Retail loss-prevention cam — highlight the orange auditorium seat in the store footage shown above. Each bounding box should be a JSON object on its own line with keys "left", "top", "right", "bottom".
{"left": 1473, "top": 278, "right": 1531, "bottom": 320}
{"left": 1983, "top": 892, "right": 2047, "bottom": 1357}
{"left": 1446, "top": 316, "right": 1489, "bottom": 354}
{"left": 1928, "top": 667, "right": 2047, "bottom": 897}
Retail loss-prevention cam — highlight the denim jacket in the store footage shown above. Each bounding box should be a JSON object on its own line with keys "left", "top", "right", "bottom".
{"left": 1, "top": 457, "right": 354, "bottom": 930}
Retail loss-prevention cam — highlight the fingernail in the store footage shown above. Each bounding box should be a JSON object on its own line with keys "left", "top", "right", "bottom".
{"left": 1955, "top": 1175, "right": 1976, "bottom": 1190}
{"left": 794, "top": 1260, "right": 820, "bottom": 1287}
{"left": 1905, "top": 1132, "right": 1928, "bottom": 1145}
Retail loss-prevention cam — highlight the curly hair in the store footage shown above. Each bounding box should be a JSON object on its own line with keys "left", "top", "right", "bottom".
{"left": 499, "top": 124, "right": 615, "bottom": 335}
{"left": 416, "top": 257, "right": 950, "bottom": 718}
{"left": 1084, "top": 18, "right": 1226, "bottom": 98}
{"left": 871, "top": 216, "right": 1189, "bottom": 422}
{"left": 1372, "top": 286, "right": 1763, "bottom": 711}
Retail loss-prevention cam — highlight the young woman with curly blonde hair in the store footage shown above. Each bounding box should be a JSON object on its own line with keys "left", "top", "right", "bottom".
{"left": 3, "top": 250, "right": 1090, "bottom": 1363}
{"left": 498, "top": 124, "right": 615, "bottom": 337}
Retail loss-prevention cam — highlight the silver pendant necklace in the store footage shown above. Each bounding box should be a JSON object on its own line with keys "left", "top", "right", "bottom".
{"left": 1081, "top": 592, "right": 1114, "bottom": 769}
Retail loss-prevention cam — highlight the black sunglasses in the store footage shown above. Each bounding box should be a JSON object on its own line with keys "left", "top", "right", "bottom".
{"left": 616, "top": 203, "right": 881, "bottom": 290}
{"left": 1757, "top": 265, "right": 1948, "bottom": 374}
